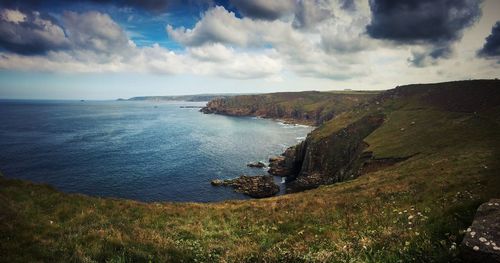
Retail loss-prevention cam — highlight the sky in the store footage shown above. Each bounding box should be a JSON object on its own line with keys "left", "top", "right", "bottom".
{"left": 0, "top": 0, "right": 499, "bottom": 99}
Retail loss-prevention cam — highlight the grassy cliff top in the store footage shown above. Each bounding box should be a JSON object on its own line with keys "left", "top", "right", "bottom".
{"left": 1, "top": 80, "right": 499, "bottom": 262}
{"left": 217, "top": 90, "right": 379, "bottom": 109}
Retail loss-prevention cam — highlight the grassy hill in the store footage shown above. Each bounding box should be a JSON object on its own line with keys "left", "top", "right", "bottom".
{"left": 1, "top": 80, "right": 499, "bottom": 262}
{"left": 123, "top": 94, "right": 241, "bottom": 102}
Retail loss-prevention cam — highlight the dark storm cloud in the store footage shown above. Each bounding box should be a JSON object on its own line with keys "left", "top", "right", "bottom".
{"left": 366, "top": 0, "right": 482, "bottom": 59}
{"left": 0, "top": 0, "right": 217, "bottom": 13}
{"left": 0, "top": 10, "right": 69, "bottom": 54}
{"left": 478, "top": 21, "right": 500, "bottom": 58}
{"left": 0, "top": 7, "right": 131, "bottom": 55}
{"left": 229, "top": 0, "right": 295, "bottom": 20}
{"left": 92, "top": 0, "right": 218, "bottom": 13}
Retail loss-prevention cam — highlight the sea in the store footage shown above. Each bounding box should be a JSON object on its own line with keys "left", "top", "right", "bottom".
{"left": 0, "top": 100, "right": 313, "bottom": 202}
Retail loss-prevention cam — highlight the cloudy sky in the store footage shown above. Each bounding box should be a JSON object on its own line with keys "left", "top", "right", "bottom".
{"left": 0, "top": 0, "right": 499, "bottom": 99}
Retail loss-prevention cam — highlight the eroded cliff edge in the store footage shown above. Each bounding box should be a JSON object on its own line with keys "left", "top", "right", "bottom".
{"left": 271, "top": 113, "right": 386, "bottom": 192}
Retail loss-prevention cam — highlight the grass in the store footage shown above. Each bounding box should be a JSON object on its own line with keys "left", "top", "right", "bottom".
{"left": 1, "top": 81, "right": 499, "bottom": 262}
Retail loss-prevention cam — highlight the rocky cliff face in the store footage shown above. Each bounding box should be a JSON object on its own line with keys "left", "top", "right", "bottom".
{"left": 201, "top": 92, "right": 378, "bottom": 125}
{"left": 269, "top": 114, "right": 385, "bottom": 191}
{"left": 201, "top": 97, "right": 322, "bottom": 125}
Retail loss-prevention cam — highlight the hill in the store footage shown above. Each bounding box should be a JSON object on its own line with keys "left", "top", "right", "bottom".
{"left": 1, "top": 80, "right": 499, "bottom": 262}
{"left": 122, "top": 94, "right": 242, "bottom": 102}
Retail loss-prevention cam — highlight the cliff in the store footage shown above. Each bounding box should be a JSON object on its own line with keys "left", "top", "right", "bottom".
{"left": 269, "top": 79, "right": 500, "bottom": 191}
{"left": 201, "top": 91, "right": 379, "bottom": 125}
{"left": 277, "top": 114, "right": 385, "bottom": 191}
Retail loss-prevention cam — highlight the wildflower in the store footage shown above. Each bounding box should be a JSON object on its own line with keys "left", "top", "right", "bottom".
{"left": 450, "top": 243, "right": 457, "bottom": 250}
{"left": 408, "top": 215, "right": 414, "bottom": 220}
{"left": 470, "top": 232, "right": 476, "bottom": 237}
{"left": 479, "top": 237, "right": 487, "bottom": 242}
{"left": 467, "top": 228, "right": 472, "bottom": 232}
{"left": 415, "top": 232, "right": 420, "bottom": 236}
{"left": 473, "top": 246, "right": 480, "bottom": 251}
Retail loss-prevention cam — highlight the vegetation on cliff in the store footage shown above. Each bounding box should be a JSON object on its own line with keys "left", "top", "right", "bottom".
{"left": 201, "top": 91, "right": 379, "bottom": 125}
{"left": 1, "top": 80, "right": 499, "bottom": 262}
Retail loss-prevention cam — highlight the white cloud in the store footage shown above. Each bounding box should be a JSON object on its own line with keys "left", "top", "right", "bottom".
{"left": 292, "top": 0, "right": 332, "bottom": 29}
{"left": 0, "top": 9, "right": 26, "bottom": 24}
{"left": 167, "top": 6, "right": 291, "bottom": 47}
{"left": 166, "top": 4, "right": 375, "bottom": 79}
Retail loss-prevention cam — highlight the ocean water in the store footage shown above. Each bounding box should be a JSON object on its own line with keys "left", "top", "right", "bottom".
{"left": 0, "top": 100, "right": 313, "bottom": 202}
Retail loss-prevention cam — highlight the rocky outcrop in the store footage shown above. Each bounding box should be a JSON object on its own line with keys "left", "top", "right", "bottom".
{"left": 269, "top": 114, "right": 385, "bottom": 192}
{"left": 201, "top": 97, "right": 318, "bottom": 124}
{"left": 461, "top": 199, "right": 500, "bottom": 263}
{"left": 211, "top": 175, "right": 280, "bottom": 198}
{"left": 268, "top": 146, "right": 303, "bottom": 177}
{"left": 200, "top": 92, "right": 378, "bottom": 126}
{"left": 247, "top": 162, "right": 266, "bottom": 168}
{"left": 268, "top": 156, "right": 288, "bottom": 176}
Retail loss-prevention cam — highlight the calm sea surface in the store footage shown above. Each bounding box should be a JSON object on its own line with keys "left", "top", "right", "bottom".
{"left": 0, "top": 100, "right": 312, "bottom": 202}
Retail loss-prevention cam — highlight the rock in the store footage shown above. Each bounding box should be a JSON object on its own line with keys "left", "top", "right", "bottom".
{"left": 268, "top": 155, "right": 295, "bottom": 177}
{"left": 461, "top": 199, "right": 500, "bottom": 263}
{"left": 211, "top": 175, "right": 279, "bottom": 198}
{"left": 210, "top": 179, "right": 224, "bottom": 186}
{"left": 247, "top": 161, "right": 266, "bottom": 168}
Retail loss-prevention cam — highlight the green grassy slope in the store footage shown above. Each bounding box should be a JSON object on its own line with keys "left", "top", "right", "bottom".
{"left": 1, "top": 80, "right": 499, "bottom": 262}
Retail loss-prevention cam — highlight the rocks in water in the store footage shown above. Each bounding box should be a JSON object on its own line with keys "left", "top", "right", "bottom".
{"left": 268, "top": 155, "right": 295, "bottom": 177}
{"left": 461, "top": 199, "right": 500, "bottom": 263}
{"left": 247, "top": 161, "right": 266, "bottom": 168}
{"left": 211, "top": 175, "right": 279, "bottom": 198}
{"left": 210, "top": 179, "right": 224, "bottom": 186}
